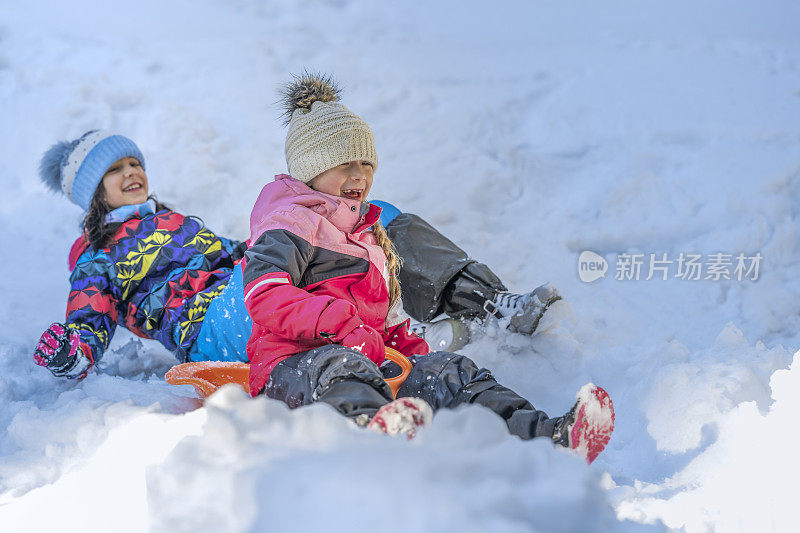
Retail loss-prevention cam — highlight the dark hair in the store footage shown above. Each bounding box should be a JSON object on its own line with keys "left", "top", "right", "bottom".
{"left": 81, "top": 184, "right": 169, "bottom": 251}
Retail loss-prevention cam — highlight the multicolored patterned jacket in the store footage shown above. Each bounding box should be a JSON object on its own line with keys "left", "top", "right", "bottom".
{"left": 243, "top": 175, "right": 429, "bottom": 394}
{"left": 66, "top": 209, "right": 244, "bottom": 363}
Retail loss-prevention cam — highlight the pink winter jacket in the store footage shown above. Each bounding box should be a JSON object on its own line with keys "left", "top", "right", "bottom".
{"left": 242, "top": 175, "right": 429, "bottom": 395}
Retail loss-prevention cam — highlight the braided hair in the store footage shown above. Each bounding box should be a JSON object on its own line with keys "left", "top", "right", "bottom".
{"left": 372, "top": 220, "right": 402, "bottom": 310}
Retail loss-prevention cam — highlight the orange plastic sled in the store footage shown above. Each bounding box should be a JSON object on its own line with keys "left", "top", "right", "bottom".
{"left": 165, "top": 347, "right": 413, "bottom": 400}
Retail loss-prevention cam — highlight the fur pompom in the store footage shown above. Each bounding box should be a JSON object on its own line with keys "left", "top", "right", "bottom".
{"left": 38, "top": 138, "right": 80, "bottom": 193}
{"left": 280, "top": 71, "right": 340, "bottom": 125}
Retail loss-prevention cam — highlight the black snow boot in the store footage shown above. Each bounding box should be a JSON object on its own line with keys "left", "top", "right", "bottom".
{"left": 443, "top": 263, "right": 562, "bottom": 335}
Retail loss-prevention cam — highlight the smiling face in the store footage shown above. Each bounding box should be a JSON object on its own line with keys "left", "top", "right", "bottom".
{"left": 101, "top": 157, "right": 149, "bottom": 209}
{"left": 308, "top": 160, "right": 374, "bottom": 202}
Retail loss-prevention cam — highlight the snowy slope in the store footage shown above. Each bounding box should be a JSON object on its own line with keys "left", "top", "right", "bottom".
{"left": 1, "top": 0, "right": 799, "bottom": 531}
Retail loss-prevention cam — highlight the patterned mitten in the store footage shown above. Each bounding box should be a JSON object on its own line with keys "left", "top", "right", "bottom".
{"left": 33, "top": 323, "right": 94, "bottom": 379}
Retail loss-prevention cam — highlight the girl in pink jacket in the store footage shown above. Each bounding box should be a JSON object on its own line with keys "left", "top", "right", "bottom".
{"left": 243, "top": 73, "right": 615, "bottom": 462}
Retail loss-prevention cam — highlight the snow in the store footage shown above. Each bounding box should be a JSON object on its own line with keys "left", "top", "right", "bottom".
{"left": 1, "top": 0, "right": 799, "bottom": 531}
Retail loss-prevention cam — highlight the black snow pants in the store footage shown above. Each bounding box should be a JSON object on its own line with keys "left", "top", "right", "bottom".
{"left": 387, "top": 213, "right": 508, "bottom": 322}
{"left": 264, "top": 345, "right": 558, "bottom": 440}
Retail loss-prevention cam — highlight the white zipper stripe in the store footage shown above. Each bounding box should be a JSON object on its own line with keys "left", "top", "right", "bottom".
{"left": 244, "top": 277, "right": 290, "bottom": 302}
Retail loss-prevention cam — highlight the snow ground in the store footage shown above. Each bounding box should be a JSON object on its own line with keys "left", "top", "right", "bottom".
{"left": 1, "top": 0, "right": 799, "bottom": 531}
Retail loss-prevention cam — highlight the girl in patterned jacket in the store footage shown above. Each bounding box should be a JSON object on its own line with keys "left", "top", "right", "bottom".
{"left": 242, "top": 73, "right": 615, "bottom": 462}
{"left": 32, "top": 131, "right": 255, "bottom": 379}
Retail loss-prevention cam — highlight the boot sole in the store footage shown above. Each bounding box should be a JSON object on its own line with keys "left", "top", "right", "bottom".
{"left": 367, "top": 397, "right": 433, "bottom": 439}
{"left": 509, "top": 294, "right": 563, "bottom": 335}
{"left": 569, "top": 385, "right": 615, "bottom": 464}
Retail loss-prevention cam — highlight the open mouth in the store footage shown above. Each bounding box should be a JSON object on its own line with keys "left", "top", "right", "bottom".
{"left": 123, "top": 183, "right": 143, "bottom": 193}
{"left": 341, "top": 189, "right": 363, "bottom": 201}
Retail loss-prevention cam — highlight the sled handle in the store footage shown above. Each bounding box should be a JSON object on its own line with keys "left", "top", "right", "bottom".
{"left": 165, "top": 361, "right": 250, "bottom": 399}
{"left": 383, "top": 347, "right": 413, "bottom": 398}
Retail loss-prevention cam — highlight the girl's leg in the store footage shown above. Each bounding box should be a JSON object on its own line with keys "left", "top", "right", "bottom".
{"left": 396, "top": 351, "right": 558, "bottom": 440}
{"left": 187, "top": 263, "right": 253, "bottom": 362}
{"left": 375, "top": 202, "right": 559, "bottom": 336}
{"left": 265, "top": 345, "right": 394, "bottom": 422}
{"left": 374, "top": 203, "right": 506, "bottom": 323}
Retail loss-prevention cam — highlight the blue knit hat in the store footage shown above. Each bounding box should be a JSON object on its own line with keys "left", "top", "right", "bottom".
{"left": 38, "top": 130, "right": 145, "bottom": 210}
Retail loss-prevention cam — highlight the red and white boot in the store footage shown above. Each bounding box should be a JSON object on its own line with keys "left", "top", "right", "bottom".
{"left": 552, "top": 384, "right": 615, "bottom": 464}
{"left": 367, "top": 397, "right": 433, "bottom": 440}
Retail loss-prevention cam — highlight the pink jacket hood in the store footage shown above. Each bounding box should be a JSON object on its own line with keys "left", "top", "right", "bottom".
{"left": 249, "top": 174, "right": 381, "bottom": 242}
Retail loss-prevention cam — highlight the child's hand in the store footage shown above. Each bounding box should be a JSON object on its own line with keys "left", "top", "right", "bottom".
{"left": 341, "top": 324, "right": 385, "bottom": 366}
{"left": 33, "top": 323, "right": 94, "bottom": 379}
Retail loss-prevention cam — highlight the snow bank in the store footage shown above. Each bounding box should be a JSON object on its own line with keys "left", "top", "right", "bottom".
{"left": 0, "top": 408, "right": 206, "bottom": 532}
{"left": 148, "top": 387, "right": 649, "bottom": 533}
{"left": 617, "top": 350, "right": 800, "bottom": 532}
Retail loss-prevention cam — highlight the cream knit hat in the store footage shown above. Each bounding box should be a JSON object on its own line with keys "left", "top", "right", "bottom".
{"left": 281, "top": 73, "right": 378, "bottom": 183}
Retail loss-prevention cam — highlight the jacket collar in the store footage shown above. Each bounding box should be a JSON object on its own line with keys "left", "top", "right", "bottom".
{"left": 275, "top": 175, "right": 381, "bottom": 234}
{"left": 104, "top": 198, "right": 157, "bottom": 225}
